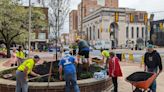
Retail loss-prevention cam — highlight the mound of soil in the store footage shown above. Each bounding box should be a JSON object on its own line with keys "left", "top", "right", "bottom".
{"left": 1, "top": 61, "right": 103, "bottom": 82}
{"left": 126, "top": 72, "right": 154, "bottom": 82}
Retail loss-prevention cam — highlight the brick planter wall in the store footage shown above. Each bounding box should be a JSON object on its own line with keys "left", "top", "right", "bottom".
{"left": 0, "top": 70, "right": 112, "bottom": 92}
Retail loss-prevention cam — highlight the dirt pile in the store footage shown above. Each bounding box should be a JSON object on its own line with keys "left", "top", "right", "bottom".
{"left": 126, "top": 72, "right": 153, "bottom": 82}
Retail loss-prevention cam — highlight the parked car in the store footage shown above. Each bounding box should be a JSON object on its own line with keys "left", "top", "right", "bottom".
{"left": 63, "top": 45, "right": 70, "bottom": 51}
{"left": 94, "top": 40, "right": 111, "bottom": 50}
{"left": 0, "top": 52, "right": 7, "bottom": 58}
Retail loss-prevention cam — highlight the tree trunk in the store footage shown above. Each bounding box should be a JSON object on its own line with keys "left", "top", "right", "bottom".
{"left": 6, "top": 43, "right": 11, "bottom": 58}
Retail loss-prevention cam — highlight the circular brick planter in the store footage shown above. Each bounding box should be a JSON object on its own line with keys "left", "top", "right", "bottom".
{"left": 0, "top": 68, "right": 112, "bottom": 92}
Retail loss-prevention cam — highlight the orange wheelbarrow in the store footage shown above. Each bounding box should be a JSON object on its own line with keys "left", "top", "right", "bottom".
{"left": 126, "top": 72, "right": 157, "bottom": 92}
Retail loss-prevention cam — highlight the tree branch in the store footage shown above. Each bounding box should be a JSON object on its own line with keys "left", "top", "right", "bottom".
{"left": 0, "top": 30, "right": 7, "bottom": 42}
{"left": 9, "top": 31, "right": 24, "bottom": 43}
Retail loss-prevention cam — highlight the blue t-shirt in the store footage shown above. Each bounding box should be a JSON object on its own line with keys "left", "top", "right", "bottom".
{"left": 59, "top": 56, "right": 76, "bottom": 74}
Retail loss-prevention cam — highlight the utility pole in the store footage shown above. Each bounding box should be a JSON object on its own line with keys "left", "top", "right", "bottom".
{"left": 28, "top": 0, "right": 32, "bottom": 58}
{"left": 56, "top": 0, "right": 60, "bottom": 61}
{"left": 80, "top": 0, "right": 83, "bottom": 38}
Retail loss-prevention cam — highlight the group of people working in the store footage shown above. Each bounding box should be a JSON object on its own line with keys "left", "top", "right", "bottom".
{"left": 13, "top": 38, "right": 162, "bottom": 92}
{"left": 3, "top": 46, "right": 26, "bottom": 67}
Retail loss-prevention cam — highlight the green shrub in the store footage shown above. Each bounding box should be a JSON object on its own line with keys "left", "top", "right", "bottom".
{"left": 80, "top": 72, "right": 93, "bottom": 79}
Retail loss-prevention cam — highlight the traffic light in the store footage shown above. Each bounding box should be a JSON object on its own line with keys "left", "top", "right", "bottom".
{"left": 130, "top": 13, "right": 134, "bottom": 23}
{"left": 108, "top": 26, "right": 111, "bottom": 32}
{"left": 115, "top": 12, "right": 119, "bottom": 22}
{"left": 144, "top": 13, "right": 148, "bottom": 24}
{"left": 159, "top": 23, "right": 163, "bottom": 31}
{"left": 100, "top": 24, "right": 103, "bottom": 32}
{"left": 148, "top": 25, "right": 151, "bottom": 32}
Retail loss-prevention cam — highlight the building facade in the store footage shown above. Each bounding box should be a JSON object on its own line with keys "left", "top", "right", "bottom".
{"left": 69, "top": 10, "right": 78, "bottom": 43}
{"left": 150, "top": 19, "right": 164, "bottom": 46}
{"left": 77, "top": 0, "right": 118, "bottom": 37}
{"left": 69, "top": 0, "right": 148, "bottom": 48}
{"left": 29, "top": 7, "right": 49, "bottom": 50}
{"left": 61, "top": 33, "right": 69, "bottom": 45}
{"left": 82, "top": 7, "right": 147, "bottom": 48}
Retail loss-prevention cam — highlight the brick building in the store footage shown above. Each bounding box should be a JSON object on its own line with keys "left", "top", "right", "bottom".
{"left": 26, "top": 7, "right": 49, "bottom": 50}
{"left": 77, "top": 0, "right": 119, "bottom": 36}
{"left": 69, "top": 10, "right": 78, "bottom": 43}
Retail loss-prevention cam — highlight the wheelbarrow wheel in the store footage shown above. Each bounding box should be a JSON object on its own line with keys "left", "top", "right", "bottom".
{"left": 133, "top": 88, "right": 144, "bottom": 92}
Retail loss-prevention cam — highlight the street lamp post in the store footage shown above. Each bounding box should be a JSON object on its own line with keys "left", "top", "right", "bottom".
{"left": 28, "top": 0, "right": 32, "bottom": 58}
{"left": 80, "top": 0, "right": 83, "bottom": 38}
{"left": 47, "top": 0, "right": 60, "bottom": 87}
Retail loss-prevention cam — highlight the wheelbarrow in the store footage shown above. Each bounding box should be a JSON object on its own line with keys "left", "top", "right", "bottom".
{"left": 126, "top": 71, "right": 157, "bottom": 92}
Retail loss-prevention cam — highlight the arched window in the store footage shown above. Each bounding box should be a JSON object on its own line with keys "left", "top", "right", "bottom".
{"left": 86, "top": 28, "right": 89, "bottom": 40}
{"left": 98, "top": 29, "right": 100, "bottom": 39}
{"left": 137, "top": 27, "right": 139, "bottom": 38}
{"left": 90, "top": 27, "right": 92, "bottom": 40}
{"left": 142, "top": 27, "right": 144, "bottom": 38}
{"left": 131, "top": 27, "right": 134, "bottom": 38}
{"left": 126, "top": 27, "right": 129, "bottom": 38}
{"left": 93, "top": 26, "right": 95, "bottom": 40}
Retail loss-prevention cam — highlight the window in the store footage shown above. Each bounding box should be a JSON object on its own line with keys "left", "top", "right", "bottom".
{"left": 31, "top": 33, "right": 36, "bottom": 40}
{"left": 131, "top": 27, "right": 134, "bottom": 38}
{"left": 126, "top": 27, "right": 129, "bottom": 38}
{"left": 139, "top": 13, "right": 144, "bottom": 19}
{"left": 134, "top": 15, "right": 139, "bottom": 22}
{"left": 98, "top": 29, "right": 100, "bottom": 39}
{"left": 90, "top": 27, "right": 92, "bottom": 40}
{"left": 86, "top": 28, "right": 89, "bottom": 40}
{"left": 137, "top": 27, "right": 139, "bottom": 38}
{"left": 142, "top": 27, "right": 144, "bottom": 38}
{"left": 38, "top": 33, "right": 46, "bottom": 40}
{"left": 93, "top": 26, "right": 95, "bottom": 40}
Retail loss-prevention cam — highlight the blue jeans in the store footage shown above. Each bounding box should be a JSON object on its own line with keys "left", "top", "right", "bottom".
{"left": 148, "top": 68, "right": 157, "bottom": 92}
{"left": 15, "top": 70, "right": 28, "bottom": 92}
{"left": 65, "top": 73, "right": 80, "bottom": 92}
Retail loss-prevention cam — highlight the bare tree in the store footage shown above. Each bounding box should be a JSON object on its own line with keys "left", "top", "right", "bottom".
{"left": 44, "top": 0, "right": 70, "bottom": 40}
{"left": 40, "top": 0, "right": 70, "bottom": 87}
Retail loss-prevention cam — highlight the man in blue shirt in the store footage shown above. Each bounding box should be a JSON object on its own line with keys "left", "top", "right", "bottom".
{"left": 59, "top": 51, "right": 80, "bottom": 92}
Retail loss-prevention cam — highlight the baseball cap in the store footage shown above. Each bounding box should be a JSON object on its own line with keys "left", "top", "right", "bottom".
{"left": 34, "top": 55, "right": 40, "bottom": 59}
{"left": 64, "top": 51, "right": 70, "bottom": 55}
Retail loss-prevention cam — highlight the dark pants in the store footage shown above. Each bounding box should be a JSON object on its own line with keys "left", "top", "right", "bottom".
{"left": 148, "top": 68, "right": 157, "bottom": 92}
{"left": 73, "top": 49, "right": 76, "bottom": 56}
{"left": 112, "top": 77, "right": 118, "bottom": 92}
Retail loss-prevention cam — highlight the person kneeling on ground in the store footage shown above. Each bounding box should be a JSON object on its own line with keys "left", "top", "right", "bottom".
{"left": 15, "top": 55, "right": 41, "bottom": 92}
{"left": 109, "top": 52, "right": 123, "bottom": 92}
{"left": 59, "top": 51, "right": 80, "bottom": 92}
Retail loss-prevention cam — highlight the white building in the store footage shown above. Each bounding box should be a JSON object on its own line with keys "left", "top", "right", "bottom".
{"left": 82, "top": 7, "right": 147, "bottom": 49}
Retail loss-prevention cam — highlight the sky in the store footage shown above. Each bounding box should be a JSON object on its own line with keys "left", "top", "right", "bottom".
{"left": 22, "top": 0, "right": 164, "bottom": 34}
{"left": 69, "top": 0, "right": 164, "bottom": 19}
{"left": 62, "top": 0, "right": 164, "bottom": 34}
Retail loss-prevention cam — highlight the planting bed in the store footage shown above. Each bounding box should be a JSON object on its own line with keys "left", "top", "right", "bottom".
{"left": 0, "top": 61, "right": 112, "bottom": 92}
{"left": 0, "top": 61, "right": 103, "bottom": 82}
